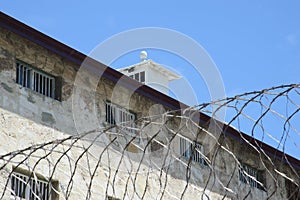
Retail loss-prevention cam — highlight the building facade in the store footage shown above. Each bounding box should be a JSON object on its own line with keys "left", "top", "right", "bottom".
{"left": 0, "top": 12, "right": 299, "bottom": 199}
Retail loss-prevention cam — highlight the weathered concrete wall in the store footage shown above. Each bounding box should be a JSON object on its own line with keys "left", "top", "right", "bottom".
{"left": 0, "top": 25, "right": 297, "bottom": 200}
{"left": 0, "top": 107, "right": 229, "bottom": 199}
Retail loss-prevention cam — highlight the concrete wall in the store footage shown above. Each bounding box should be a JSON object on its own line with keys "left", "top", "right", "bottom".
{"left": 0, "top": 25, "right": 297, "bottom": 199}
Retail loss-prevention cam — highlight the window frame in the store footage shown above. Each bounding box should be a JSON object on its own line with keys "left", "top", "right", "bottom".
{"left": 180, "top": 137, "right": 207, "bottom": 166}
{"left": 10, "top": 168, "right": 58, "bottom": 200}
{"left": 238, "top": 163, "right": 265, "bottom": 190}
{"left": 105, "top": 101, "right": 136, "bottom": 134}
{"left": 16, "top": 60, "right": 60, "bottom": 100}
{"left": 128, "top": 71, "right": 145, "bottom": 83}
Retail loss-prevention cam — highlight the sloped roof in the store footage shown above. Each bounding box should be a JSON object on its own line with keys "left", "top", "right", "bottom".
{"left": 118, "top": 59, "right": 181, "bottom": 81}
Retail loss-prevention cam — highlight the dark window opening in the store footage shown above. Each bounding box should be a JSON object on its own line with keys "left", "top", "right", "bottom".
{"left": 180, "top": 138, "right": 207, "bottom": 166}
{"left": 10, "top": 168, "right": 59, "bottom": 200}
{"left": 239, "top": 163, "right": 265, "bottom": 190}
{"left": 140, "top": 71, "right": 145, "bottom": 83}
{"left": 16, "top": 61, "right": 61, "bottom": 101}
{"left": 105, "top": 101, "right": 136, "bottom": 134}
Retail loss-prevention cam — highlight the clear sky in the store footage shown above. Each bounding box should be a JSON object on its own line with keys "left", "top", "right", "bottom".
{"left": 1, "top": 1, "right": 299, "bottom": 99}
{"left": 1, "top": 1, "right": 300, "bottom": 158}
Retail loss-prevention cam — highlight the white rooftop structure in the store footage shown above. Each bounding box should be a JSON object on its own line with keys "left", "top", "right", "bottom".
{"left": 118, "top": 51, "right": 181, "bottom": 95}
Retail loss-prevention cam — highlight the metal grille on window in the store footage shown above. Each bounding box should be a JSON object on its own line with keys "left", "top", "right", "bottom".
{"left": 10, "top": 171, "right": 52, "bottom": 200}
{"left": 193, "top": 142, "right": 205, "bottom": 164}
{"left": 16, "top": 62, "right": 55, "bottom": 98}
{"left": 105, "top": 102, "right": 136, "bottom": 134}
{"left": 16, "top": 62, "right": 32, "bottom": 88}
{"left": 180, "top": 138, "right": 206, "bottom": 165}
{"left": 239, "top": 164, "right": 264, "bottom": 189}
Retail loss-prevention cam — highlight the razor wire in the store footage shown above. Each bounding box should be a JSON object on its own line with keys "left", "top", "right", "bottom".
{"left": 0, "top": 83, "right": 300, "bottom": 199}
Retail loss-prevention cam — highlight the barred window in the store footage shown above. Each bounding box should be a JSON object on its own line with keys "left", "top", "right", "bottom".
{"left": 16, "top": 61, "right": 59, "bottom": 99}
{"left": 105, "top": 101, "right": 136, "bottom": 133}
{"left": 180, "top": 137, "right": 207, "bottom": 165}
{"left": 10, "top": 170, "right": 57, "bottom": 200}
{"left": 239, "top": 163, "right": 265, "bottom": 190}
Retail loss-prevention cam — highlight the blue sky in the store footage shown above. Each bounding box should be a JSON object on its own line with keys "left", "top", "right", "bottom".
{"left": 1, "top": 1, "right": 300, "bottom": 158}
{"left": 2, "top": 1, "right": 299, "bottom": 99}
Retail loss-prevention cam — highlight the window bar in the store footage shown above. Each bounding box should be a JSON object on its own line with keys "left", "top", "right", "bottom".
{"left": 52, "top": 78, "right": 55, "bottom": 98}
{"left": 23, "top": 66, "right": 27, "bottom": 87}
{"left": 11, "top": 174, "right": 15, "bottom": 195}
{"left": 31, "top": 71, "right": 34, "bottom": 91}
{"left": 109, "top": 104, "right": 111, "bottom": 123}
{"left": 128, "top": 113, "right": 131, "bottom": 133}
{"left": 183, "top": 139, "right": 186, "bottom": 157}
{"left": 129, "top": 113, "right": 132, "bottom": 133}
{"left": 16, "top": 64, "right": 19, "bottom": 84}
{"left": 50, "top": 79, "right": 53, "bottom": 98}
{"left": 118, "top": 106, "right": 121, "bottom": 124}
{"left": 23, "top": 66, "right": 26, "bottom": 87}
{"left": 22, "top": 175, "right": 27, "bottom": 198}
{"left": 40, "top": 182, "right": 44, "bottom": 199}
{"left": 26, "top": 67, "right": 29, "bottom": 87}
{"left": 46, "top": 182, "right": 50, "bottom": 200}
{"left": 109, "top": 103, "right": 112, "bottom": 124}
{"left": 23, "top": 67, "right": 28, "bottom": 87}
{"left": 19, "top": 175, "right": 22, "bottom": 197}
{"left": 15, "top": 175, "right": 18, "bottom": 196}
{"left": 107, "top": 103, "right": 109, "bottom": 123}
{"left": 20, "top": 64, "right": 23, "bottom": 86}
{"left": 193, "top": 143, "right": 197, "bottom": 162}
{"left": 181, "top": 138, "right": 187, "bottom": 158}
{"left": 44, "top": 182, "right": 47, "bottom": 200}
{"left": 113, "top": 105, "right": 116, "bottom": 124}
{"left": 110, "top": 105, "right": 113, "bottom": 124}
{"left": 106, "top": 103, "right": 109, "bottom": 123}
{"left": 24, "top": 67, "right": 26, "bottom": 87}
{"left": 194, "top": 143, "right": 197, "bottom": 162}
{"left": 11, "top": 174, "right": 14, "bottom": 195}
{"left": 37, "top": 72, "right": 40, "bottom": 93}
{"left": 37, "top": 73, "right": 40, "bottom": 94}
{"left": 37, "top": 180, "right": 40, "bottom": 199}
{"left": 19, "top": 64, "right": 22, "bottom": 86}
{"left": 37, "top": 73, "right": 42, "bottom": 93}
{"left": 43, "top": 76, "right": 45, "bottom": 96}
{"left": 25, "top": 67, "right": 30, "bottom": 88}
{"left": 42, "top": 76, "right": 45, "bottom": 95}
{"left": 30, "top": 178, "right": 34, "bottom": 200}
{"left": 46, "top": 182, "right": 49, "bottom": 200}
{"left": 18, "top": 63, "right": 20, "bottom": 85}
{"left": 35, "top": 72, "right": 38, "bottom": 93}
{"left": 45, "top": 77, "right": 48, "bottom": 97}
{"left": 27, "top": 68, "right": 31, "bottom": 88}
{"left": 20, "top": 175, "right": 28, "bottom": 197}
{"left": 180, "top": 138, "right": 183, "bottom": 157}
{"left": 40, "top": 73, "right": 43, "bottom": 94}
{"left": 47, "top": 77, "right": 50, "bottom": 97}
